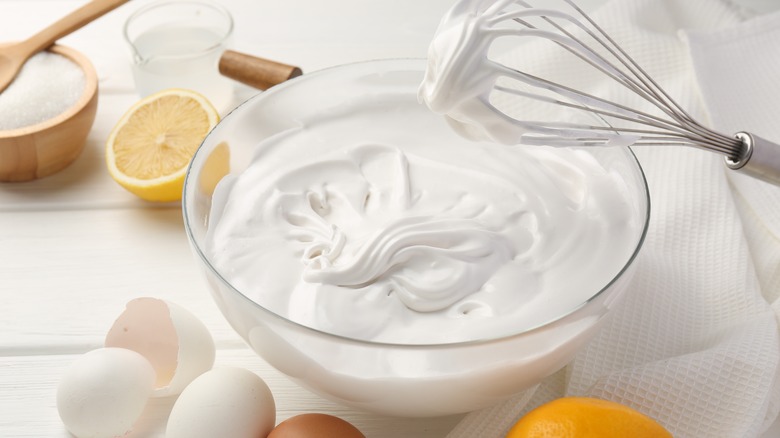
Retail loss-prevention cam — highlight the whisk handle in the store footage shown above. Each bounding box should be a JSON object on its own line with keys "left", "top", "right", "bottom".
{"left": 727, "top": 132, "right": 780, "bottom": 186}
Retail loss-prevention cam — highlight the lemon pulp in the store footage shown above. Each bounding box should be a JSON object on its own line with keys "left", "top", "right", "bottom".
{"left": 106, "top": 89, "right": 219, "bottom": 202}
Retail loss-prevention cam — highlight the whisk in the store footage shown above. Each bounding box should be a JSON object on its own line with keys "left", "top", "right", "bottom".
{"left": 419, "top": 0, "right": 780, "bottom": 185}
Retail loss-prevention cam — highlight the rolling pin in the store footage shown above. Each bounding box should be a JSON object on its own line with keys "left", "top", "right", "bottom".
{"left": 218, "top": 50, "right": 302, "bottom": 91}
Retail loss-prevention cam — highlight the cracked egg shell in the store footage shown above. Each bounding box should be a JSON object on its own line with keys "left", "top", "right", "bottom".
{"left": 105, "top": 297, "right": 215, "bottom": 397}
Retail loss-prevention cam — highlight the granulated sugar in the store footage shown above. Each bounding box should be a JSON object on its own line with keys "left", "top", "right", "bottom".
{"left": 0, "top": 51, "right": 86, "bottom": 131}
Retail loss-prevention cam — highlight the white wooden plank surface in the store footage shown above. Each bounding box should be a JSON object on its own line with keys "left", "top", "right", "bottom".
{"left": 2, "top": 0, "right": 779, "bottom": 437}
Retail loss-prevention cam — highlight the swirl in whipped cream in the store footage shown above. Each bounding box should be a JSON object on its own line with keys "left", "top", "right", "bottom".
{"left": 267, "top": 142, "right": 519, "bottom": 314}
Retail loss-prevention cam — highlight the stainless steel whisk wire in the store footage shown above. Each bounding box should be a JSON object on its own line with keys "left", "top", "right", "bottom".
{"left": 481, "top": 0, "right": 780, "bottom": 185}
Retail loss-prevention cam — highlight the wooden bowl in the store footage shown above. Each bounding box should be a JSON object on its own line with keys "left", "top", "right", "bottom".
{"left": 0, "top": 44, "right": 98, "bottom": 182}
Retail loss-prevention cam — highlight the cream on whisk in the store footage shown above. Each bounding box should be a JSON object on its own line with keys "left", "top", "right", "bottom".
{"left": 418, "top": 0, "right": 641, "bottom": 148}
{"left": 419, "top": 0, "right": 531, "bottom": 144}
{"left": 204, "top": 73, "right": 640, "bottom": 344}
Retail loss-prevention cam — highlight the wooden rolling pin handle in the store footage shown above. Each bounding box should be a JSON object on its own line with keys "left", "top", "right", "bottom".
{"left": 218, "top": 50, "right": 302, "bottom": 91}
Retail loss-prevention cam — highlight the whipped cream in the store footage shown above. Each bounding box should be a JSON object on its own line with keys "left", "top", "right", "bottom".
{"left": 204, "top": 65, "right": 641, "bottom": 344}
{"left": 418, "top": 0, "right": 518, "bottom": 143}
{"left": 418, "top": 0, "right": 640, "bottom": 148}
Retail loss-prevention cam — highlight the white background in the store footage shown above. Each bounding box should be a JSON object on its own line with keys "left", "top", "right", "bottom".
{"left": 1, "top": 0, "right": 778, "bottom": 437}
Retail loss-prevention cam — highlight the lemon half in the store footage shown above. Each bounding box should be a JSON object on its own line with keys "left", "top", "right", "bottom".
{"left": 106, "top": 89, "right": 219, "bottom": 202}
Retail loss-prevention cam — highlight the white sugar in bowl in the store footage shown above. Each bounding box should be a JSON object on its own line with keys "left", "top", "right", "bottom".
{"left": 0, "top": 44, "right": 98, "bottom": 182}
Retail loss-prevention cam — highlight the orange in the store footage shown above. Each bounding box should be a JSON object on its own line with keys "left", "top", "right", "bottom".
{"left": 506, "top": 397, "right": 672, "bottom": 438}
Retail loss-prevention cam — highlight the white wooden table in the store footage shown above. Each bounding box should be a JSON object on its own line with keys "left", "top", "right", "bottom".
{"left": 2, "top": 0, "right": 779, "bottom": 437}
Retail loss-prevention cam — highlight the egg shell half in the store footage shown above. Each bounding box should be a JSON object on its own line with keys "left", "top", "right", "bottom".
{"left": 105, "top": 297, "right": 215, "bottom": 397}
{"left": 166, "top": 367, "right": 276, "bottom": 438}
{"left": 56, "top": 347, "right": 156, "bottom": 438}
{"left": 268, "top": 413, "right": 366, "bottom": 438}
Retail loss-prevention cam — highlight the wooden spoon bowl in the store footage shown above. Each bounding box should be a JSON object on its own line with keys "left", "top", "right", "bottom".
{"left": 0, "top": 44, "right": 98, "bottom": 182}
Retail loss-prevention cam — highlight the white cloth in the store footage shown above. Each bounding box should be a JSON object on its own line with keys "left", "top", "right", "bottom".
{"left": 447, "top": 1, "right": 780, "bottom": 437}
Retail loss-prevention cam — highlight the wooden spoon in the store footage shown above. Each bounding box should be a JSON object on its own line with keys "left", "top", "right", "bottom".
{"left": 0, "top": 0, "right": 129, "bottom": 94}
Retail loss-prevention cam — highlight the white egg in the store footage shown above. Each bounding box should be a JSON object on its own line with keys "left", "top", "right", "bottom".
{"left": 105, "top": 297, "right": 215, "bottom": 397}
{"left": 57, "top": 347, "right": 156, "bottom": 438}
{"left": 166, "top": 367, "right": 276, "bottom": 438}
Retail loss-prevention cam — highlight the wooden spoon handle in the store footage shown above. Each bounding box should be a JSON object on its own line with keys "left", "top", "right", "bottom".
{"left": 21, "top": 0, "right": 129, "bottom": 55}
{"left": 219, "top": 50, "right": 302, "bottom": 91}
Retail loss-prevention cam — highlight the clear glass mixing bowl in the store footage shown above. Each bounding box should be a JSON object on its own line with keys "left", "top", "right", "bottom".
{"left": 182, "top": 58, "right": 650, "bottom": 417}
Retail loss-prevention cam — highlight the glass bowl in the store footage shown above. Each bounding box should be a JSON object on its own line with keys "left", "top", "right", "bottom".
{"left": 182, "top": 58, "right": 650, "bottom": 417}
